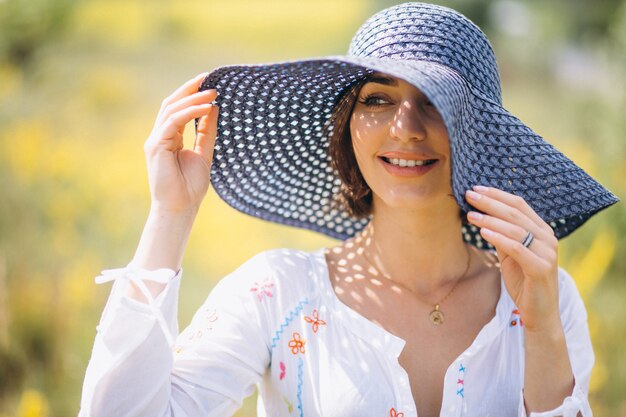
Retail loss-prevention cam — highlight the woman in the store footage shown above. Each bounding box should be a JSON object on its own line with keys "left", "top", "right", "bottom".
{"left": 80, "top": 3, "right": 617, "bottom": 417}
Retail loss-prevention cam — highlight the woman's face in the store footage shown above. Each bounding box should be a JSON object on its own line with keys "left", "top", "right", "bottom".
{"left": 349, "top": 73, "right": 454, "bottom": 213}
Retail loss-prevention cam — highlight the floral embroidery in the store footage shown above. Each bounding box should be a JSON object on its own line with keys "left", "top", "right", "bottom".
{"left": 203, "top": 308, "right": 219, "bottom": 330}
{"left": 282, "top": 396, "right": 293, "bottom": 413}
{"left": 457, "top": 363, "right": 466, "bottom": 398}
{"left": 250, "top": 278, "right": 275, "bottom": 301}
{"left": 510, "top": 309, "right": 523, "bottom": 327}
{"left": 279, "top": 361, "right": 286, "bottom": 380}
{"left": 271, "top": 298, "right": 310, "bottom": 349}
{"left": 188, "top": 329, "right": 203, "bottom": 341}
{"left": 288, "top": 332, "right": 306, "bottom": 354}
{"left": 304, "top": 309, "right": 327, "bottom": 333}
{"left": 389, "top": 407, "right": 404, "bottom": 417}
{"left": 185, "top": 307, "right": 220, "bottom": 341}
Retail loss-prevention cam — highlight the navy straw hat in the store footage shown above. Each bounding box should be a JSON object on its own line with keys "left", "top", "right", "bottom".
{"left": 199, "top": 2, "right": 618, "bottom": 248}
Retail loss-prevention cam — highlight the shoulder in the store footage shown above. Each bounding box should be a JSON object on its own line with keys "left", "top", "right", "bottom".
{"left": 214, "top": 248, "right": 323, "bottom": 304}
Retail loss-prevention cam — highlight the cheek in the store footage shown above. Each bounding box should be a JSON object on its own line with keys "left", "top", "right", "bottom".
{"left": 349, "top": 112, "right": 366, "bottom": 145}
{"left": 349, "top": 113, "right": 372, "bottom": 166}
{"left": 349, "top": 111, "right": 387, "bottom": 151}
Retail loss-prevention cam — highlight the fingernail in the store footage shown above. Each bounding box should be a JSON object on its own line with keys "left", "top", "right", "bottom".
{"left": 466, "top": 190, "right": 481, "bottom": 200}
{"left": 473, "top": 185, "right": 489, "bottom": 193}
{"left": 467, "top": 211, "right": 483, "bottom": 221}
{"left": 481, "top": 228, "right": 495, "bottom": 237}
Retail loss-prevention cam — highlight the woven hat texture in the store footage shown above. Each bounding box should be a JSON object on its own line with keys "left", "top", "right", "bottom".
{"left": 199, "top": 2, "right": 618, "bottom": 247}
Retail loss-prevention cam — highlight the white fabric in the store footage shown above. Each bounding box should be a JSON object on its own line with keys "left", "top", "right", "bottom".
{"left": 95, "top": 264, "right": 179, "bottom": 346}
{"left": 80, "top": 248, "right": 593, "bottom": 417}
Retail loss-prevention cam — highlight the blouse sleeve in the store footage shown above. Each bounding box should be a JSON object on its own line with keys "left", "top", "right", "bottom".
{"left": 518, "top": 267, "right": 594, "bottom": 417}
{"left": 79, "top": 253, "right": 272, "bottom": 417}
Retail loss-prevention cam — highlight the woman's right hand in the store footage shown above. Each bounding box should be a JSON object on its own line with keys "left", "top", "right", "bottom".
{"left": 143, "top": 73, "right": 219, "bottom": 215}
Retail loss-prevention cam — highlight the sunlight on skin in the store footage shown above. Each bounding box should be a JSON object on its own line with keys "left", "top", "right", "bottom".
{"left": 1, "top": 0, "right": 621, "bottom": 414}
{"left": 326, "top": 224, "right": 502, "bottom": 318}
{"left": 349, "top": 75, "right": 455, "bottom": 216}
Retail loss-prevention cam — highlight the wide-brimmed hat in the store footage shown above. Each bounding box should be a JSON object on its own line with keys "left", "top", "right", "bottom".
{"left": 198, "top": 2, "right": 618, "bottom": 248}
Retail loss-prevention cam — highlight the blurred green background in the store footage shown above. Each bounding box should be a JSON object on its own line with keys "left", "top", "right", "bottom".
{"left": 0, "top": 0, "right": 625, "bottom": 415}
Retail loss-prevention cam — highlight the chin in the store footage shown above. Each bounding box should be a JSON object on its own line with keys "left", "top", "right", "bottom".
{"left": 373, "top": 187, "right": 456, "bottom": 213}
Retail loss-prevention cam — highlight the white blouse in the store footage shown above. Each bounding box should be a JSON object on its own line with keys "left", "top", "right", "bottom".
{"left": 79, "top": 248, "right": 593, "bottom": 417}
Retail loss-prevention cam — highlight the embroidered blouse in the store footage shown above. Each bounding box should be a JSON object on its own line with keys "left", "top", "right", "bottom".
{"left": 79, "top": 248, "right": 593, "bottom": 417}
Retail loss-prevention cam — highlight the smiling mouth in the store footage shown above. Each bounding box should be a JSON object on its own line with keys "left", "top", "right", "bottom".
{"left": 380, "top": 156, "right": 438, "bottom": 167}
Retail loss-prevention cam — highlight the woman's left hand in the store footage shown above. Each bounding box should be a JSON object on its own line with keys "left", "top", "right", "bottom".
{"left": 465, "top": 185, "right": 561, "bottom": 333}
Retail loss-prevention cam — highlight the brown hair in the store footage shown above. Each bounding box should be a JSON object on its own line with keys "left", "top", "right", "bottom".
{"left": 328, "top": 78, "right": 372, "bottom": 218}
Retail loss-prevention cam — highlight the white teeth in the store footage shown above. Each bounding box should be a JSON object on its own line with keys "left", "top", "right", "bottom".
{"left": 387, "top": 158, "right": 431, "bottom": 167}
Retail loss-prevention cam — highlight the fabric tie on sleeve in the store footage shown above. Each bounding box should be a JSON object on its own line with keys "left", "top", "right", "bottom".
{"left": 95, "top": 264, "right": 178, "bottom": 347}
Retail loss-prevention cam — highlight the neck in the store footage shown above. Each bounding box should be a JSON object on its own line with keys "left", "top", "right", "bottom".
{"left": 356, "top": 202, "right": 471, "bottom": 297}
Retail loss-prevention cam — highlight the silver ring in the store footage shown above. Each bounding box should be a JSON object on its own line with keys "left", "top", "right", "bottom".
{"left": 521, "top": 231, "right": 534, "bottom": 248}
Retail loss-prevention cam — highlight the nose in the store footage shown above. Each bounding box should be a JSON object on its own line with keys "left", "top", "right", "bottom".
{"left": 388, "top": 100, "right": 427, "bottom": 142}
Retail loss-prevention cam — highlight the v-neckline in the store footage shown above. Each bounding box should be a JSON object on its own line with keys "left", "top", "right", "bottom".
{"left": 310, "top": 248, "right": 517, "bottom": 417}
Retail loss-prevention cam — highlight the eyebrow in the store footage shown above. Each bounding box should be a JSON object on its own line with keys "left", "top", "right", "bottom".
{"left": 365, "top": 74, "right": 398, "bottom": 86}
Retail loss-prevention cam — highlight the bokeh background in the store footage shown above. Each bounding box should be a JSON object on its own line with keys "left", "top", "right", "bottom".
{"left": 0, "top": 0, "right": 625, "bottom": 415}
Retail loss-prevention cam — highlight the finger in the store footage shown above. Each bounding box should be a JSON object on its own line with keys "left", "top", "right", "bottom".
{"left": 471, "top": 186, "right": 551, "bottom": 234}
{"left": 156, "top": 89, "right": 217, "bottom": 126}
{"left": 193, "top": 105, "right": 219, "bottom": 162}
{"left": 158, "top": 104, "right": 214, "bottom": 141}
{"left": 467, "top": 210, "right": 553, "bottom": 262}
{"left": 479, "top": 227, "right": 547, "bottom": 275}
{"left": 467, "top": 211, "right": 529, "bottom": 244}
{"left": 465, "top": 189, "right": 545, "bottom": 239}
{"left": 159, "top": 73, "right": 209, "bottom": 115}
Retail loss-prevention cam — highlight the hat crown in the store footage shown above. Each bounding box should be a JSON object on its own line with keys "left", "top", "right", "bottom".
{"left": 348, "top": 3, "right": 502, "bottom": 103}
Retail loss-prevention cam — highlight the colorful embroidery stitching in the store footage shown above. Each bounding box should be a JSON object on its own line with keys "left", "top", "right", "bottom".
{"left": 188, "top": 329, "right": 203, "bottom": 341}
{"left": 250, "top": 278, "right": 275, "bottom": 301}
{"left": 297, "top": 357, "right": 304, "bottom": 417}
{"left": 271, "top": 298, "right": 310, "bottom": 349}
{"left": 389, "top": 407, "right": 404, "bottom": 417}
{"left": 456, "top": 363, "right": 466, "bottom": 398}
{"left": 510, "top": 309, "right": 523, "bottom": 327}
{"left": 282, "top": 396, "right": 293, "bottom": 413}
{"left": 203, "top": 308, "right": 219, "bottom": 330}
{"left": 304, "top": 309, "right": 327, "bottom": 333}
{"left": 279, "top": 361, "right": 286, "bottom": 380}
{"left": 288, "top": 332, "right": 306, "bottom": 354}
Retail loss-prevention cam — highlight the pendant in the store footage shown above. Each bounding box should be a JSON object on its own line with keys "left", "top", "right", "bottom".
{"left": 429, "top": 305, "right": 444, "bottom": 325}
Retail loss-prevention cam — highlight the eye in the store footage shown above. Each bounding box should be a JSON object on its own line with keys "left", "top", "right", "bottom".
{"left": 358, "top": 94, "right": 391, "bottom": 107}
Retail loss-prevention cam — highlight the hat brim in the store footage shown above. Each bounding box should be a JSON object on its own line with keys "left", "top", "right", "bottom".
{"left": 200, "top": 57, "right": 618, "bottom": 246}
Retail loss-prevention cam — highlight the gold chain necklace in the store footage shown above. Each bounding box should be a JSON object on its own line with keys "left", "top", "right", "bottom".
{"left": 361, "top": 244, "right": 471, "bottom": 325}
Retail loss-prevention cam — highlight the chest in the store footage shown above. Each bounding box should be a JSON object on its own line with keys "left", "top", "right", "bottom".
{"left": 260, "top": 295, "right": 524, "bottom": 417}
{"left": 395, "top": 315, "right": 488, "bottom": 417}
{"left": 261, "top": 249, "right": 523, "bottom": 416}
{"left": 331, "top": 275, "right": 501, "bottom": 417}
